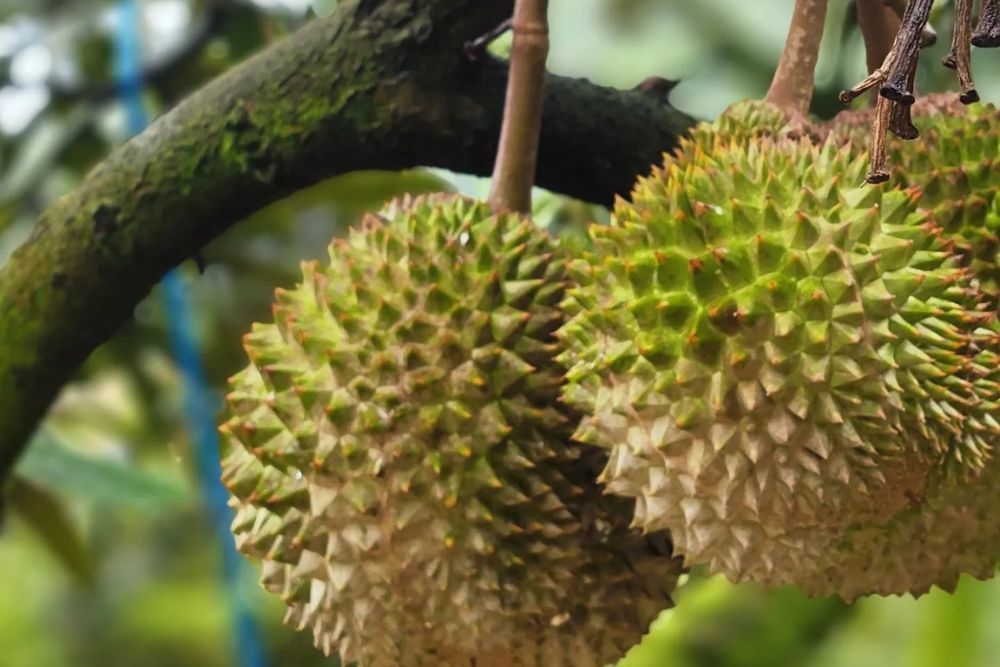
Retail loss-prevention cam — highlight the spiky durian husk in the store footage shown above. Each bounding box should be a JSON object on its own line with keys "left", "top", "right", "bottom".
{"left": 220, "top": 194, "right": 681, "bottom": 667}
{"left": 791, "top": 452, "right": 1000, "bottom": 601}
{"left": 833, "top": 96, "right": 1000, "bottom": 300}
{"left": 557, "top": 106, "right": 1000, "bottom": 597}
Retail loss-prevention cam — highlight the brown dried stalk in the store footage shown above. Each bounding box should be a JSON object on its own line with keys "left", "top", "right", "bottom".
{"left": 972, "top": 0, "right": 1000, "bottom": 47}
{"left": 840, "top": 0, "right": 933, "bottom": 104}
{"left": 879, "top": 0, "right": 933, "bottom": 104}
{"left": 867, "top": 94, "right": 893, "bottom": 183}
{"left": 944, "top": 0, "right": 980, "bottom": 103}
{"left": 888, "top": 54, "right": 919, "bottom": 139}
{"left": 883, "top": 0, "right": 937, "bottom": 46}
{"left": 765, "top": 0, "right": 830, "bottom": 115}
{"left": 488, "top": 0, "right": 549, "bottom": 214}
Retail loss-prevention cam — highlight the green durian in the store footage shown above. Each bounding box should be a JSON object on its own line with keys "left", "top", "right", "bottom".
{"left": 220, "top": 194, "right": 681, "bottom": 666}
{"left": 832, "top": 95, "right": 1000, "bottom": 300}
{"left": 557, "top": 103, "right": 1000, "bottom": 598}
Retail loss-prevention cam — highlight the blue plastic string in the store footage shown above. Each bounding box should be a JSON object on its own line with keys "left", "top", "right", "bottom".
{"left": 114, "top": 3, "right": 268, "bottom": 666}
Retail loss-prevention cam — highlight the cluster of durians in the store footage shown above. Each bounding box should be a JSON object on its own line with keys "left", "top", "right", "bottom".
{"left": 217, "top": 96, "right": 1000, "bottom": 666}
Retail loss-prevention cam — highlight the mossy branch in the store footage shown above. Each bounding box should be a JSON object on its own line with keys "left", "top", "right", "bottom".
{"left": 0, "top": 0, "right": 694, "bottom": 483}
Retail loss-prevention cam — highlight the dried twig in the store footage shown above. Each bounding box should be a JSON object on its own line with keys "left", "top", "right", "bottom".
{"left": 883, "top": 0, "right": 937, "bottom": 46}
{"left": 972, "top": 0, "right": 1000, "bottom": 47}
{"left": 867, "top": 94, "right": 893, "bottom": 183}
{"left": 944, "top": 0, "right": 980, "bottom": 103}
{"left": 888, "top": 55, "right": 919, "bottom": 139}
{"left": 840, "top": 0, "right": 933, "bottom": 104}
{"left": 879, "top": 0, "right": 934, "bottom": 104}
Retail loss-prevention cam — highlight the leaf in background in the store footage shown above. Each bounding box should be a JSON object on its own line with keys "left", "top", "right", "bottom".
{"left": 15, "top": 428, "right": 191, "bottom": 513}
{"left": 621, "top": 576, "right": 851, "bottom": 667}
{"left": 4, "top": 475, "right": 94, "bottom": 586}
{"left": 310, "top": 0, "right": 338, "bottom": 18}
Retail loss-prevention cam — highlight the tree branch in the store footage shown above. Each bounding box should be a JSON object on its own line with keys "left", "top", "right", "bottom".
{"left": 766, "top": 0, "right": 830, "bottom": 115}
{"left": 0, "top": 0, "right": 694, "bottom": 482}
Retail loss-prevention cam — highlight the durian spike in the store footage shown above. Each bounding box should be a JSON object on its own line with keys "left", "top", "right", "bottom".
{"left": 971, "top": 0, "right": 1000, "bottom": 47}
{"left": 488, "top": 0, "right": 549, "bottom": 214}
{"left": 765, "top": 0, "right": 830, "bottom": 116}
{"left": 943, "top": 0, "right": 980, "bottom": 104}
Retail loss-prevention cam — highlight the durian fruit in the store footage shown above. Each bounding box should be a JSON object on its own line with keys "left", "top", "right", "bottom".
{"left": 220, "top": 194, "right": 682, "bottom": 667}
{"left": 833, "top": 96, "right": 1000, "bottom": 302}
{"left": 557, "top": 102, "right": 1000, "bottom": 598}
{"left": 796, "top": 443, "right": 1000, "bottom": 601}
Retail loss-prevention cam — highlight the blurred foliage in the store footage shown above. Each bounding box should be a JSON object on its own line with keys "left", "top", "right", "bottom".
{"left": 1, "top": 1, "right": 999, "bottom": 666}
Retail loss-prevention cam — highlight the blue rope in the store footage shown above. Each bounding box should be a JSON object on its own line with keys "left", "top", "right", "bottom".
{"left": 114, "top": 4, "right": 268, "bottom": 666}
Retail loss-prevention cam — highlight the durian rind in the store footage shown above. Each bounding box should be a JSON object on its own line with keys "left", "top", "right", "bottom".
{"left": 221, "top": 194, "right": 681, "bottom": 666}
{"left": 557, "top": 105, "right": 1000, "bottom": 596}
{"left": 833, "top": 95, "right": 1000, "bottom": 301}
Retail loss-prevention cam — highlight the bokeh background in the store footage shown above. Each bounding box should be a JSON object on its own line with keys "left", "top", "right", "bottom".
{"left": 1, "top": 1, "right": 999, "bottom": 666}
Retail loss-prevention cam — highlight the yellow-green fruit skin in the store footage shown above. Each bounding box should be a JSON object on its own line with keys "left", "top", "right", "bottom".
{"left": 557, "top": 104, "right": 1000, "bottom": 600}
{"left": 220, "top": 194, "right": 681, "bottom": 666}
{"left": 835, "top": 95, "right": 1000, "bottom": 301}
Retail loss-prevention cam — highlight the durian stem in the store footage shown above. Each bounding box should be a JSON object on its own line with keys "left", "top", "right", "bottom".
{"left": 884, "top": 0, "right": 937, "bottom": 48}
{"left": 840, "top": 0, "right": 932, "bottom": 104}
{"left": 765, "top": 0, "right": 829, "bottom": 116}
{"left": 866, "top": 93, "right": 892, "bottom": 183}
{"left": 972, "top": 0, "right": 1000, "bottom": 47}
{"left": 879, "top": 0, "right": 933, "bottom": 104}
{"left": 946, "top": 0, "right": 980, "bottom": 104}
{"left": 888, "top": 53, "right": 919, "bottom": 139}
{"left": 488, "top": 0, "right": 549, "bottom": 214}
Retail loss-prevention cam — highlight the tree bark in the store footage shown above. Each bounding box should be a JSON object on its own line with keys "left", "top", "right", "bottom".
{"left": 0, "top": 0, "right": 694, "bottom": 481}
{"left": 766, "top": 0, "right": 829, "bottom": 115}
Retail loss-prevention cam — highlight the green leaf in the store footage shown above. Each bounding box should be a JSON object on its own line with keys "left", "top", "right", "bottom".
{"left": 5, "top": 476, "right": 94, "bottom": 585}
{"left": 621, "top": 577, "right": 850, "bottom": 667}
{"left": 310, "top": 0, "right": 338, "bottom": 18}
{"left": 15, "top": 428, "right": 191, "bottom": 513}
